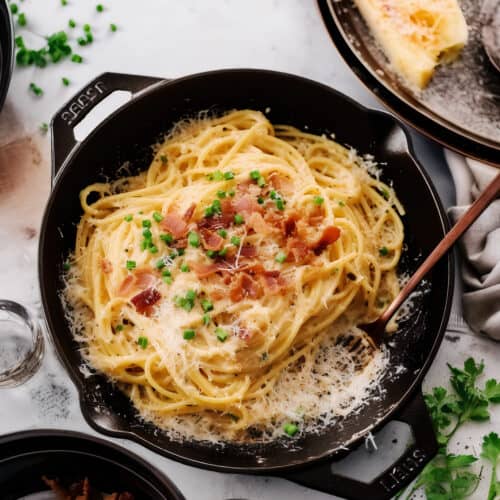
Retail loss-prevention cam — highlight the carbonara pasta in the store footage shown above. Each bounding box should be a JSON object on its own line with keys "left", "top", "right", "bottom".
{"left": 63, "top": 110, "right": 405, "bottom": 442}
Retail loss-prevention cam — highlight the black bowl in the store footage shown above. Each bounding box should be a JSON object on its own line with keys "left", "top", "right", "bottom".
{"left": 0, "top": 0, "right": 14, "bottom": 112}
{"left": 0, "top": 430, "right": 185, "bottom": 500}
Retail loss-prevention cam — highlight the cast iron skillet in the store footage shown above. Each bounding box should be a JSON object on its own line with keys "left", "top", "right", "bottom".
{"left": 316, "top": 0, "right": 500, "bottom": 166}
{"left": 0, "top": 429, "right": 185, "bottom": 499}
{"left": 39, "top": 69, "right": 453, "bottom": 500}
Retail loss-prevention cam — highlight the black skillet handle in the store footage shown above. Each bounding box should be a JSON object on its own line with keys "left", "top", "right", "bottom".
{"left": 50, "top": 72, "right": 164, "bottom": 182}
{"left": 281, "top": 391, "right": 437, "bottom": 500}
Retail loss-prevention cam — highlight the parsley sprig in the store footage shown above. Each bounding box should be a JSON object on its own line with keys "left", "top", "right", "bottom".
{"left": 398, "top": 358, "right": 500, "bottom": 500}
{"left": 481, "top": 432, "right": 500, "bottom": 500}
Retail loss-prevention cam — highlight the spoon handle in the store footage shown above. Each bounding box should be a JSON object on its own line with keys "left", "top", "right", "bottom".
{"left": 379, "top": 172, "right": 500, "bottom": 327}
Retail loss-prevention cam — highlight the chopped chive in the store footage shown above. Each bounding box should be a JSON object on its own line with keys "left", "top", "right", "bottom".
{"left": 270, "top": 190, "right": 277, "bottom": 200}
{"left": 137, "top": 336, "right": 148, "bottom": 349}
{"left": 155, "top": 258, "right": 166, "bottom": 269}
{"left": 163, "top": 275, "right": 173, "bottom": 285}
{"left": 61, "top": 0, "right": 67, "bottom": 5}
{"left": 250, "top": 170, "right": 260, "bottom": 180}
{"left": 77, "top": 37, "right": 87, "bottom": 46}
{"left": 124, "top": 214, "right": 133, "bottom": 222}
{"left": 149, "top": 245, "right": 158, "bottom": 254}
{"left": 230, "top": 236, "right": 240, "bottom": 246}
{"left": 142, "top": 219, "right": 152, "bottom": 228}
{"left": 162, "top": 269, "right": 171, "bottom": 277}
{"left": 283, "top": 422, "right": 299, "bottom": 437}
{"left": 234, "top": 214, "right": 244, "bottom": 225}
{"left": 39, "top": 122, "right": 49, "bottom": 134}
{"left": 15, "top": 35, "right": 24, "bottom": 48}
{"left": 204, "top": 206, "right": 214, "bottom": 218}
{"left": 85, "top": 33, "right": 94, "bottom": 44}
{"left": 186, "top": 290, "right": 196, "bottom": 301}
{"left": 212, "top": 199, "right": 222, "bottom": 214}
{"left": 379, "top": 246, "right": 389, "bottom": 257}
{"left": 217, "top": 190, "right": 226, "bottom": 199}
{"left": 63, "top": 261, "right": 71, "bottom": 271}
{"left": 10, "top": 3, "right": 18, "bottom": 14}
{"left": 174, "top": 290, "right": 196, "bottom": 311}
{"left": 110, "top": 23, "right": 117, "bottom": 32}
{"left": 18, "top": 12, "right": 26, "bottom": 26}
{"left": 208, "top": 170, "right": 224, "bottom": 181}
{"left": 169, "top": 251, "right": 177, "bottom": 259}
{"left": 188, "top": 231, "right": 200, "bottom": 248}
{"left": 257, "top": 176, "right": 266, "bottom": 188}
{"left": 180, "top": 263, "right": 190, "bottom": 272}
{"left": 215, "top": 327, "right": 228, "bottom": 342}
{"left": 142, "top": 228, "right": 152, "bottom": 239}
{"left": 126, "top": 260, "right": 136, "bottom": 270}
{"left": 223, "top": 171, "right": 234, "bottom": 180}
{"left": 206, "top": 250, "right": 216, "bottom": 258}
{"left": 71, "top": 54, "right": 83, "bottom": 63}
{"left": 140, "top": 240, "right": 148, "bottom": 251}
{"left": 313, "top": 196, "right": 324, "bottom": 205}
{"left": 83, "top": 23, "right": 91, "bottom": 32}
{"left": 62, "top": 77, "right": 70, "bottom": 86}
{"left": 177, "top": 248, "right": 185, "bottom": 256}
{"left": 183, "top": 329, "right": 195, "bottom": 340}
{"left": 69, "top": 19, "right": 76, "bottom": 28}
{"left": 228, "top": 190, "right": 235, "bottom": 197}
{"left": 29, "top": 83, "right": 43, "bottom": 96}
{"left": 275, "top": 252, "right": 287, "bottom": 263}
{"left": 218, "top": 247, "right": 228, "bottom": 257}
{"left": 275, "top": 198, "right": 285, "bottom": 211}
{"left": 201, "top": 299, "right": 213, "bottom": 312}
{"left": 202, "top": 313, "right": 210, "bottom": 325}
{"left": 380, "top": 188, "right": 390, "bottom": 200}
{"left": 159, "top": 155, "right": 167, "bottom": 164}
{"left": 338, "top": 200, "right": 345, "bottom": 207}
{"left": 218, "top": 229, "right": 227, "bottom": 238}
{"left": 257, "top": 196, "right": 264, "bottom": 204}
{"left": 160, "top": 233, "right": 173, "bottom": 244}
{"left": 153, "top": 211, "right": 163, "bottom": 223}
{"left": 96, "top": 4, "right": 104, "bottom": 12}
{"left": 115, "top": 324, "right": 124, "bottom": 332}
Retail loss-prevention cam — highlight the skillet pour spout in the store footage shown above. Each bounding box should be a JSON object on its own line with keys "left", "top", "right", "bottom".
{"left": 40, "top": 70, "right": 453, "bottom": 500}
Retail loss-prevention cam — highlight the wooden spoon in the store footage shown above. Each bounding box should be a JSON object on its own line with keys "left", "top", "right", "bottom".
{"left": 362, "top": 172, "right": 500, "bottom": 342}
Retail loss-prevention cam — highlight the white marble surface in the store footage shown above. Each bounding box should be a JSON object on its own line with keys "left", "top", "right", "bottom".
{"left": 0, "top": 1, "right": 498, "bottom": 499}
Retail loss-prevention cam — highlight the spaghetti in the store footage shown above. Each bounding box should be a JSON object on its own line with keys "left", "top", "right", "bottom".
{"left": 63, "top": 110, "right": 405, "bottom": 441}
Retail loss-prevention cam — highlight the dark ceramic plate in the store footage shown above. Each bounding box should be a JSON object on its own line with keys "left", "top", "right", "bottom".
{"left": 317, "top": 0, "right": 500, "bottom": 165}
{"left": 0, "top": 0, "right": 14, "bottom": 112}
{"left": 0, "top": 430, "right": 185, "bottom": 500}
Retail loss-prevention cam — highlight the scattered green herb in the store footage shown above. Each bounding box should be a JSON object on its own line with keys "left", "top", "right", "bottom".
{"left": 71, "top": 54, "right": 83, "bottom": 63}
{"left": 29, "top": 82, "right": 43, "bottom": 96}
{"left": 62, "top": 77, "right": 70, "bottom": 86}
{"left": 137, "top": 336, "right": 148, "bottom": 349}
{"left": 313, "top": 196, "right": 324, "bottom": 205}
{"left": 379, "top": 246, "right": 389, "bottom": 257}
{"left": 124, "top": 214, "right": 133, "bottom": 222}
{"left": 215, "top": 327, "right": 228, "bottom": 342}
{"left": 183, "top": 329, "right": 195, "bottom": 340}
{"left": 126, "top": 260, "right": 136, "bottom": 270}
{"left": 283, "top": 423, "right": 299, "bottom": 437}
{"left": 153, "top": 211, "right": 163, "bottom": 223}
{"left": 234, "top": 214, "right": 244, "bottom": 225}
{"left": 275, "top": 252, "right": 287, "bottom": 263}
{"left": 481, "top": 432, "right": 500, "bottom": 500}
{"left": 188, "top": 231, "right": 200, "bottom": 248}
{"left": 230, "top": 236, "right": 240, "bottom": 246}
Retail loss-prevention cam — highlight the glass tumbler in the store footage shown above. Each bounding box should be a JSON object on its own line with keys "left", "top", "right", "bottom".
{"left": 0, "top": 300, "right": 44, "bottom": 387}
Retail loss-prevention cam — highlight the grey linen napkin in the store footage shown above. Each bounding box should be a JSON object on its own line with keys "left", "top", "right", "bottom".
{"left": 445, "top": 150, "right": 500, "bottom": 340}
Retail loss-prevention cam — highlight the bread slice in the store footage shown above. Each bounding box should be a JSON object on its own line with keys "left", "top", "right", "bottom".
{"left": 353, "top": 0, "right": 468, "bottom": 89}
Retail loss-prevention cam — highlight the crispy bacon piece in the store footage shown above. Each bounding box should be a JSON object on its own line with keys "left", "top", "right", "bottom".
{"left": 183, "top": 203, "right": 196, "bottom": 221}
{"left": 232, "top": 195, "right": 263, "bottom": 216}
{"left": 312, "top": 226, "right": 341, "bottom": 254}
{"left": 230, "top": 272, "right": 263, "bottom": 302}
{"left": 101, "top": 258, "right": 113, "bottom": 273}
{"left": 287, "top": 238, "right": 311, "bottom": 263}
{"left": 269, "top": 173, "right": 294, "bottom": 196}
{"left": 131, "top": 287, "right": 161, "bottom": 316}
{"left": 172, "top": 237, "right": 187, "bottom": 249}
{"left": 190, "top": 261, "right": 222, "bottom": 278}
{"left": 283, "top": 213, "right": 299, "bottom": 237}
{"left": 260, "top": 270, "right": 287, "bottom": 294}
{"left": 117, "top": 269, "right": 157, "bottom": 297}
{"left": 200, "top": 229, "right": 224, "bottom": 251}
{"left": 247, "top": 212, "right": 276, "bottom": 236}
{"left": 240, "top": 244, "right": 258, "bottom": 258}
{"left": 197, "top": 212, "right": 233, "bottom": 231}
{"left": 160, "top": 213, "right": 188, "bottom": 238}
